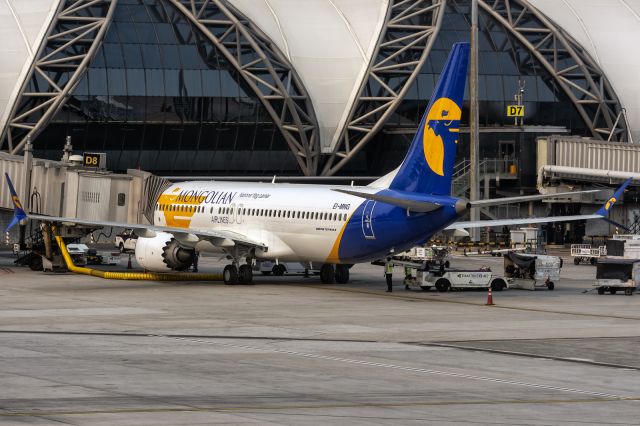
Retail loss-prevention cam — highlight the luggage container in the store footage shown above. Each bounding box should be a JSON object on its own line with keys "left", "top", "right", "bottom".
{"left": 503, "top": 251, "right": 562, "bottom": 290}
{"left": 594, "top": 258, "right": 639, "bottom": 296}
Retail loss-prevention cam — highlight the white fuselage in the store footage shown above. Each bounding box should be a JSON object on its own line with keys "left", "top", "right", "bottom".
{"left": 152, "top": 181, "right": 371, "bottom": 263}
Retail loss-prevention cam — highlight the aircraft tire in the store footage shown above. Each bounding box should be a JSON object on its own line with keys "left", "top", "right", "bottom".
{"left": 335, "top": 265, "right": 349, "bottom": 284}
{"left": 238, "top": 264, "right": 253, "bottom": 284}
{"left": 272, "top": 264, "right": 286, "bottom": 276}
{"left": 223, "top": 265, "right": 238, "bottom": 285}
{"left": 320, "top": 264, "right": 335, "bottom": 284}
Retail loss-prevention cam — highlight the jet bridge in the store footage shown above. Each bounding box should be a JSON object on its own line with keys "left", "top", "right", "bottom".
{"left": 0, "top": 144, "right": 166, "bottom": 243}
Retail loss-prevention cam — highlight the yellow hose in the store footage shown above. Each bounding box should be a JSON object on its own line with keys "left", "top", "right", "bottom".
{"left": 55, "top": 236, "right": 222, "bottom": 281}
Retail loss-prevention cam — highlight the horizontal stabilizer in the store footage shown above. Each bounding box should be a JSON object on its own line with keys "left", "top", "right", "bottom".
{"left": 469, "top": 189, "right": 600, "bottom": 208}
{"left": 332, "top": 189, "right": 443, "bottom": 213}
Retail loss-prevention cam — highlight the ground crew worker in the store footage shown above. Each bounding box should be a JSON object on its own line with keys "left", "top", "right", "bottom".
{"left": 385, "top": 257, "right": 394, "bottom": 292}
{"left": 404, "top": 266, "right": 413, "bottom": 283}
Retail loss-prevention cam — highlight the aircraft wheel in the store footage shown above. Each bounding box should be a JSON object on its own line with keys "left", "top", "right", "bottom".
{"left": 335, "top": 265, "right": 349, "bottom": 284}
{"left": 547, "top": 281, "right": 555, "bottom": 291}
{"left": 320, "top": 264, "right": 335, "bottom": 284}
{"left": 609, "top": 288, "right": 617, "bottom": 295}
{"left": 223, "top": 265, "right": 238, "bottom": 285}
{"left": 272, "top": 264, "right": 286, "bottom": 276}
{"left": 238, "top": 264, "right": 253, "bottom": 284}
{"left": 435, "top": 278, "right": 450, "bottom": 292}
{"left": 573, "top": 258, "right": 580, "bottom": 265}
{"left": 625, "top": 288, "right": 633, "bottom": 296}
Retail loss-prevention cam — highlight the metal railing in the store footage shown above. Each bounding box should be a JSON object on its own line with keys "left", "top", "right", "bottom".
{"left": 452, "top": 158, "right": 519, "bottom": 197}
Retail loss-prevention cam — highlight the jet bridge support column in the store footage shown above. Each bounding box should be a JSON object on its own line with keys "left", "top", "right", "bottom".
{"left": 469, "top": 0, "right": 480, "bottom": 242}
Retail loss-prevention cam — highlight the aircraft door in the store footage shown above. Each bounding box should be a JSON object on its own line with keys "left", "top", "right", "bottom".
{"left": 230, "top": 203, "right": 236, "bottom": 224}
{"left": 237, "top": 204, "right": 244, "bottom": 224}
{"left": 362, "top": 200, "right": 376, "bottom": 239}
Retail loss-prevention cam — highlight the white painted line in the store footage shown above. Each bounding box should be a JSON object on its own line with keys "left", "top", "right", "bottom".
{"left": 168, "top": 337, "right": 630, "bottom": 400}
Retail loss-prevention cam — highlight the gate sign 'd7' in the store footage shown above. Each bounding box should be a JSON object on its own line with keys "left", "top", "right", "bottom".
{"left": 507, "top": 105, "right": 524, "bottom": 117}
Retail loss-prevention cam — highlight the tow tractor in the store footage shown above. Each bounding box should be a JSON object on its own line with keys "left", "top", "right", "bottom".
{"left": 404, "top": 266, "right": 506, "bottom": 292}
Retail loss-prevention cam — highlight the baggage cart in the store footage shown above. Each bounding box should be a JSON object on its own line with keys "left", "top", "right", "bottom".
{"left": 594, "top": 258, "right": 639, "bottom": 296}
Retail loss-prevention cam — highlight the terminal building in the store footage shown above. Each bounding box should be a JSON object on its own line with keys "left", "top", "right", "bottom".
{"left": 1, "top": 0, "right": 640, "bottom": 242}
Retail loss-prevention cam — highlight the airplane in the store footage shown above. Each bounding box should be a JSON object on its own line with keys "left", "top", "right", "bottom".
{"left": 4, "top": 42, "right": 632, "bottom": 285}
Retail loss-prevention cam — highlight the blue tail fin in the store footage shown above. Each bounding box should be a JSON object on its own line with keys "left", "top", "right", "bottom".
{"left": 596, "top": 177, "right": 632, "bottom": 217}
{"left": 390, "top": 42, "right": 469, "bottom": 195}
{"left": 4, "top": 173, "right": 27, "bottom": 232}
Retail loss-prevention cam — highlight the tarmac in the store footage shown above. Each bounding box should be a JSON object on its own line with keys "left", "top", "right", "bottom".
{"left": 0, "top": 248, "right": 639, "bottom": 425}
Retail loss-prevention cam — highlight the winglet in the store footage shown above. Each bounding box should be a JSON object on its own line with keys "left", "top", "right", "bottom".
{"left": 4, "top": 173, "right": 27, "bottom": 232}
{"left": 596, "top": 178, "right": 633, "bottom": 217}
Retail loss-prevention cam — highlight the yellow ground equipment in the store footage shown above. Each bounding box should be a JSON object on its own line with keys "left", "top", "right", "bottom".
{"left": 56, "top": 236, "right": 222, "bottom": 281}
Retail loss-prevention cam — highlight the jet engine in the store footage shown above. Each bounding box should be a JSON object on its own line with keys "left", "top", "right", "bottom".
{"left": 135, "top": 232, "right": 196, "bottom": 272}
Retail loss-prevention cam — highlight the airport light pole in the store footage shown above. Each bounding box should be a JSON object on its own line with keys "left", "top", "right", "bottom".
{"left": 469, "top": 0, "right": 480, "bottom": 242}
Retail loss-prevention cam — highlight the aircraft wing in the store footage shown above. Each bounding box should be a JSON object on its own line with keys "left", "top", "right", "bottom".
{"left": 446, "top": 214, "right": 604, "bottom": 230}
{"left": 448, "top": 178, "right": 633, "bottom": 231}
{"left": 468, "top": 189, "right": 600, "bottom": 208}
{"left": 27, "top": 213, "right": 267, "bottom": 250}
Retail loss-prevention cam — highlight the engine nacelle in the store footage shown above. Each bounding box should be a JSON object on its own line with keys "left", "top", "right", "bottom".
{"left": 135, "top": 232, "right": 195, "bottom": 272}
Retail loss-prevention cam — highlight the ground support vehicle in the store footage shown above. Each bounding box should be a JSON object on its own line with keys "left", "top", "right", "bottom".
{"left": 395, "top": 246, "right": 451, "bottom": 269}
{"left": 115, "top": 229, "right": 138, "bottom": 252}
{"left": 594, "top": 258, "right": 639, "bottom": 296}
{"left": 67, "top": 244, "right": 121, "bottom": 266}
{"left": 404, "top": 267, "right": 506, "bottom": 292}
{"left": 503, "top": 251, "right": 561, "bottom": 290}
{"left": 256, "top": 261, "right": 312, "bottom": 276}
{"left": 571, "top": 244, "right": 606, "bottom": 265}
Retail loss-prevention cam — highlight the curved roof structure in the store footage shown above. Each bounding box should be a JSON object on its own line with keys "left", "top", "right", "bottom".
{"left": 227, "top": 0, "right": 389, "bottom": 152}
{"left": 0, "top": 0, "right": 59, "bottom": 133}
{"left": 530, "top": 0, "right": 640, "bottom": 141}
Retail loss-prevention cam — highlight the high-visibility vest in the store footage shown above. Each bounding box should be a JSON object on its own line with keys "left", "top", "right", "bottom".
{"left": 385, "top": 262, "right": 393, "bottom": 274}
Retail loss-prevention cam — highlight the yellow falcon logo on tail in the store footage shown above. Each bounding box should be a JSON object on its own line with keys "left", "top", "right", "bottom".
{"left": 423, "top": 97, "right": 462, "bottom": 176}
{"left": 604, "top": 197, "right": 617, "bottom": 211}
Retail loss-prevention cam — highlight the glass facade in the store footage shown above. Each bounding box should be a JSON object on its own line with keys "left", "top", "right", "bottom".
{"left": 32, "top": 0, "right": 588, "bottom": 181}
{"left": 35, "top": 0, "right": 297, "bottom": 174}
{"left": 355, "top": 1, "right": 588, "bottom": 187}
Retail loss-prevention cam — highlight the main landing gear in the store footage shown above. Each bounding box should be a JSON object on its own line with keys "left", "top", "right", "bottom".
{"left": 320, "top": 264, "right": 350, "bottom": 284}
{"left": 223, "top": 262, "right": 253, "bottom": 285}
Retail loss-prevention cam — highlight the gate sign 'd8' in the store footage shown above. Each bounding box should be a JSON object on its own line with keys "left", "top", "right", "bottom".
{"left": 83, "top": 152, "right": 106, "bottom": 168}
{"left": 507, "top": 105, "right": 524, "bottom": 117}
